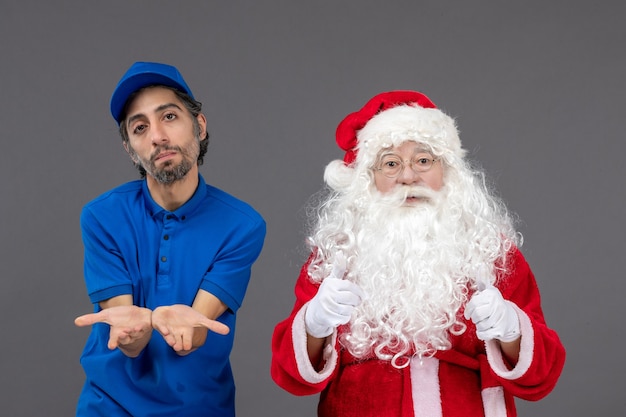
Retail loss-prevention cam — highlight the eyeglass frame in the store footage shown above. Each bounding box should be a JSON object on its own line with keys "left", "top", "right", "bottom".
{"left": 373, "top": 151, "right": 441, "bottom": 178}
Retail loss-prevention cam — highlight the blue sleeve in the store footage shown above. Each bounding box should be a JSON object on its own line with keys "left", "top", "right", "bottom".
{"left": 80, "top": 205, "right": 133, "bottom": 305}
{"left": 200, "top": 215, "right": 266, "bottom": 311}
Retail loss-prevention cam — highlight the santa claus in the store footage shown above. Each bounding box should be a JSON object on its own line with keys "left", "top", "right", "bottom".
{"left": 271, "top": 91, "right": 565, "bottom": 417}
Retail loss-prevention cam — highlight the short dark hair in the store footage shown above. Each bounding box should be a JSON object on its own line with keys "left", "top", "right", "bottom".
{"left": 118, "top": 86, "right": 209, "bottom": 178}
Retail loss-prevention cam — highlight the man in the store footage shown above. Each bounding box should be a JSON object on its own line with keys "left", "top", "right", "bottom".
{"left": 271, "top": 91, "right": 565, "bottom": 416}
{"left": 74, "top": 62, "right": 266, "bottom": 417}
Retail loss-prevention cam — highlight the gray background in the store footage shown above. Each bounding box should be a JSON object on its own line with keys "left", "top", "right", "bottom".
{"left": 1, "top": 1, "right": 623, "bottom": 416}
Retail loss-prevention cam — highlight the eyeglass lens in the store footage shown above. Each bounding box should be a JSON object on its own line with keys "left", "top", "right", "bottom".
{"left": 378, "top": 154, "right": 436, "bottom": 177}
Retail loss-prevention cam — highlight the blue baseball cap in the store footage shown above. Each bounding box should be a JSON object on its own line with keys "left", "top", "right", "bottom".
{"left": 110, "top": 61, "right": 195, "bottom": 124}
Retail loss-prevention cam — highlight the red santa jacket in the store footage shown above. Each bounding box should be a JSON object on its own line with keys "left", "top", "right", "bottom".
{"left": 271, "top": 248, "right": 565, "bottom": 417}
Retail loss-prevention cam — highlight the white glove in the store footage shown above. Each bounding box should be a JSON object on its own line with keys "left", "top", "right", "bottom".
{"left": 304, "top": 254, "right": 365, "bottom": 338}
{"left": 464, "top": 285, "right": 520, "bottom": 343}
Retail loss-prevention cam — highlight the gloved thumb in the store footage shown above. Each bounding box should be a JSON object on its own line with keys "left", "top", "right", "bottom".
{"left": 329, "top": 251, "right": 347, "bottom": 279}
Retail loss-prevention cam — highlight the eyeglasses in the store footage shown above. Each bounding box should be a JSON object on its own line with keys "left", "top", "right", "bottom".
{"left": 375, "top": 153, "right": 440, "bottom": 178}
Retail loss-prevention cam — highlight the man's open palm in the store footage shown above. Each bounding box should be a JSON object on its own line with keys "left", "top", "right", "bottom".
{"left": 75, "top": 305, "right": 153, "bottom": 351}
{"left": 152, "top": 304, "right": 230, "bottom": 352}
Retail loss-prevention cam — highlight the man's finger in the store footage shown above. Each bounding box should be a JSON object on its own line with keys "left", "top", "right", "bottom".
{"left": 197, "top": 319, "right": 230, "bottom": 335}
{"left": 152, "top": 320, "right": 171, "bottom": 336}
{"left": 107, "top": 336, "right": 120, "bottom": 350}
{"left": 74, "top": 312, "right": 106, "bottom": 327}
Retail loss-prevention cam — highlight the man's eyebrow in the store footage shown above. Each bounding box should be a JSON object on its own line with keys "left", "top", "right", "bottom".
{"left": 155, "top": 102, "right": 184, "bottom": 113}
{"left": 126, "top": 102, "right": 184, "bottom": 127}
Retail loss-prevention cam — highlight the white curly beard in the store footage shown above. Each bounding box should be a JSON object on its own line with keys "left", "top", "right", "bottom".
{"left": 340, "top": 184, "right": 477, "bottom": 367}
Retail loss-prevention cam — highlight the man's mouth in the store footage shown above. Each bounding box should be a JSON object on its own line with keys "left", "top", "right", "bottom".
{"left": 153, "top": 151, "right": 177, "bottom": 162}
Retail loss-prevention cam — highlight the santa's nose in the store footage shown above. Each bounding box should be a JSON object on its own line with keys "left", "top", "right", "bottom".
{"left": 397, "top": 164, "right": 422, "bottom": 184}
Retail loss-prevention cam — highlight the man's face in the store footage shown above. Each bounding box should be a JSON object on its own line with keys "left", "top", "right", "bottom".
{"left": 123, "top": 86, "right": 207, "bottom": 185}
{"left": 372, "top": 141, "right": 444, "bottom": 204}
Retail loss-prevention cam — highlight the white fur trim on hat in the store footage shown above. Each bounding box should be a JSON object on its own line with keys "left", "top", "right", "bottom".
{"left": 355, "top": 104, "right": 464, "bottom": 169}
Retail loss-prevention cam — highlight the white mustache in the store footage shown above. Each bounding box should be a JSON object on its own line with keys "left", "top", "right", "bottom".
{"left": 380, "top": 186, "right": 439, "bottom": 205}
{"left": 403, "top": 186, "right": 437, "bottom": 199}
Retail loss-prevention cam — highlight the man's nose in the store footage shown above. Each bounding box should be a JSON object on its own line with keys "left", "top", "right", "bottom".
{"left": 150, "top": 123, "right": 169, "bottom": 145}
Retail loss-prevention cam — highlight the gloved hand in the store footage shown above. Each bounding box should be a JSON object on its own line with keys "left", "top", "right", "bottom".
{"left": 304, "top": 253, "right": 365, "bottom": 338}
{"left": 464, "top": 285, "right": 520, "bottom": 343}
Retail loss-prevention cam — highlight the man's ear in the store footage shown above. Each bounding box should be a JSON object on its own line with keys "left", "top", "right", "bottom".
{"left": 197, "top": 113, "right": 208, "bottom": 140}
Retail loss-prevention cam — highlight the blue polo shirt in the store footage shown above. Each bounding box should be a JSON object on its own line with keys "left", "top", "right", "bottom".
{"left": 77, "top": 174, "right": 266, "bottom": 417}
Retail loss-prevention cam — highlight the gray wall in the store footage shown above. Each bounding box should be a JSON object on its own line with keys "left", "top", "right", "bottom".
{"left": 1, "top": 1, "right": 623, "bottom": 415}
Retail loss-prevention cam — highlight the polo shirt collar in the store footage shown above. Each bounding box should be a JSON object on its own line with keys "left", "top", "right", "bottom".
{"left": 142, "top": 174, "right": 208, "bottom": 220}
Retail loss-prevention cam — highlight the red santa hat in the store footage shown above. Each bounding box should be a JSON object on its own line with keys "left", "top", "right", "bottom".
{"left": 335, "top": 90, "right": 463, "bottom": 165}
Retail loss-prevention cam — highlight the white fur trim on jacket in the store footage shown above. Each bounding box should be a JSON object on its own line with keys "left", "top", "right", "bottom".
{"left": 410, "top": 357, "right": 443, "bottom": 417}
{"left": 481, "top": 386, "right": 507, "bottom": 417}
{"left": 485, "top": 302, "right": 534, "bottom": 379}
{"left": 292, "top": 302, "right": 339, "bottom": 384}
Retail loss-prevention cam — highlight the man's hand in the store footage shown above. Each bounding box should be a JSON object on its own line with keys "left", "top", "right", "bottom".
{"left": 152, "top": 304, "right": 230, "bottom": 354}
{"left": 464, "top": 285, "right": 521, "bottom": 343}
{"left": 74, "top": 305, "right": 153, "bottom": 357}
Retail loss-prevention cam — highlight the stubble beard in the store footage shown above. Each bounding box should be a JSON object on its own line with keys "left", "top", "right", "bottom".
{"left": 135, "top": 137, "right": 200, "bottom": 185}
{"left": 150, "top": 153, "right": 194, "bottom": 185}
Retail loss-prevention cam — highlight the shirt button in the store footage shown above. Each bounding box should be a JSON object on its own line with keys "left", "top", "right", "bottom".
{"left": 161, "top": 256, "right": 167, "bottom": 262}
{"left": 164, "top": 235, "right": 169, "bottom": 240}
